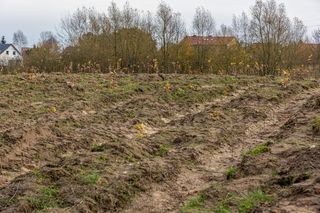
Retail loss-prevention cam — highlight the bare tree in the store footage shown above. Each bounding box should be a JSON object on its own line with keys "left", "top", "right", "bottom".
{"left": 171, "top": 13, "right": 186, "bottom": 44}
{"left": 313, "top": 29, "right": 320, "bottom": 71}
{"left": 313, "top": 29, "right": 320, "bottom": 44}
{"left": 192, "top": 7, "right": 215, "bottom": 36}
{"left": 291, "top": 17, "right": 307, "bottom": 43}
{"left": 192, "top": 7, "right": 216, "bottom": 71}
{"left": 13, "top": 30, "right": 28, "bottom": 50}
{"left": 232, "top": 12, "right": 251, "bottom": 46}
{"left": 219, "top": 24, "right": 233, "bottom": 36}
{"left": 108, "top": 2, "right": 123, "bottom": 59}
{"left": 155, "top": 2, "right": 174, "bottom": 72}
{"left": 250, "top": 0, "right": 291, "bottom": 74}
{"left": 122, "top": 2, "right": 140, "bottom": 29}
{"left": 140, "top": 11, "right": 156, "bottom": 37}
{"left": 40, "top": 31, "right": 58, "bottom": 47}
{"left": 59, "top": 7, "right": 103, "bottom": 45}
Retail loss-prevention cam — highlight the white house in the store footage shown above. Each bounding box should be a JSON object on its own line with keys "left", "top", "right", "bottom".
{"left": 0, "top": 44, "right": 22, "bottom": 66}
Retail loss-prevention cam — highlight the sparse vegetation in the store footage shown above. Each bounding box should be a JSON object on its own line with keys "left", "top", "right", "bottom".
{"left": 96, "top": 155, "right": 109, "bottom": 163}
{"left": 33, "top": 169, "right": 48, "bottom": 181}
{"left": 312, "top": 115, "right": 320, "bottom": 134}
{"left": 91, "top": 144, "right": 107, "bottom": 152}
{"left": 237, "top": 190, "right": 271, "bottom": 213}
{"left": 225, "top": 166, "right": 237, "bottom": 180}
{"left": 156, "top": 144, "right": 171, "bottom": 157}
{"left": 180, "top": 193, "right": 206, "bottom": 213}
{"left": 0, "top": 73, "right": 318, "bottom": 212}
{"left": 78, "top": 172, "right": 101, "bottom": 185}
{"left": 26, "top": 186, "right": 60, "bottom": 210}
{"left": 243, "top": 143, "right": 270, "bottom": 157}
{"left": 214, "top": 190, "right": 271, "bottom": 213}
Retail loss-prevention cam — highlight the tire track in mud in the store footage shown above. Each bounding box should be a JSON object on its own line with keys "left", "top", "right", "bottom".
{"left": 0, "top": 86, "right": 249, "bottom": 190}
{"left": 0, "top": 97, "right": 140, "bottom": 188}
{"left": 123, "top": 87, "right": 320, "bottom": 213}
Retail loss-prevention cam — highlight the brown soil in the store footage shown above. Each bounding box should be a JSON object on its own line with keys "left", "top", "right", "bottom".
{"left": 0, "top": 73, "right": 319, "bottom": 213}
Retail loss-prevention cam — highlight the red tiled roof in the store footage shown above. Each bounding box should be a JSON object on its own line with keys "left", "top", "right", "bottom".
{"left": 184, "top": 36, "right": 237, "bottom": 46}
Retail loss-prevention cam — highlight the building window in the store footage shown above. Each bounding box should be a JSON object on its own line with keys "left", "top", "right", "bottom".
{"left": 13, "top": 51, "right": 16, "bottom": 56}
{"left": 6, "top": 51, "right": 9, "bottom": 55}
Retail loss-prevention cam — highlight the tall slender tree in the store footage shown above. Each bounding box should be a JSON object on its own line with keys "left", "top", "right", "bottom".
{"left": 155, "top": 2, "right": 174, "bottom": 72}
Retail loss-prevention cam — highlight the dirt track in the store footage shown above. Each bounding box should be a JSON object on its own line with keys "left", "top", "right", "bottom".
{"left": 0, "top": 73, "right": 319, "bottom": 213}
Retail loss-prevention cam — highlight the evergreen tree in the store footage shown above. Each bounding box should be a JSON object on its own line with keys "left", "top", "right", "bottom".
{"left": 1, "top": 36, "right": 6, "bottom": 44}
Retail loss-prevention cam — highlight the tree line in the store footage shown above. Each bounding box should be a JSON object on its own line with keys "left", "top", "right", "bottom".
{"left": 6, "top": 0, "right": 320, "bottom": 75}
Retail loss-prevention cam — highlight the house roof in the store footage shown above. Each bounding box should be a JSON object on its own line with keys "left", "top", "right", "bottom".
{"left": 184, "top": 36, "right": 237, "bottom": 46}
{"left": 0, "top": 44, "right": 21, "bottom": 55}
{"left": 0, "top": 44, "right": 11, "bottom": 54}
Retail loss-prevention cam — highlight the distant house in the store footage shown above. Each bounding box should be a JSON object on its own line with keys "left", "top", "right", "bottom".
{"left": 183, "top": 36, "right": 238, "bottom": 47}
{"left": 0, "top": 44, "right": 22, "bottom": 66}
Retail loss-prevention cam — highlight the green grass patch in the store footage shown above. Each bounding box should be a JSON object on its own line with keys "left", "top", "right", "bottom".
{"left": 237, "top": 190, "right": 271, "bottom": 213}
{"left": 33, "top": 169, "right": 48, "bottom": 181}
{"left": 27, "top": 186, "right": 59, "bottom": 210}
{"left": 180, "top": 193, "right": 206, "bottom": 213}
{"left": 156, "top": 144, "right": 171, "bottom": 157}
{"left": 109, "top": 77, "right": 149, "bottom": 94}
{"left": 214, "top": 189, "right": 271, "bottom": 213}
{"left": 219, "top": 76, "right": 237, "bottom": 84}
{"left": 225, "top": 166, "right": 237, "bottom": 180}
{"left": 78, "top": 172, "right": 100, "bottom": 185}
{"left": 243, "top": 143, "right": 270, "bottom": 157}
{"left": 91, "top": 144, "right": 107, "bottom": 152}
{"left": 96, "top": 155, "right": 109, "bottom": 163}
{"left": 215, "top": 203, "right": 232, "bottom": 213}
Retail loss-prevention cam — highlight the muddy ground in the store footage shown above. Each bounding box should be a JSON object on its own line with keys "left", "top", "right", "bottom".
{"left": 0, "top": 73, "right": 319, "bottom": 213}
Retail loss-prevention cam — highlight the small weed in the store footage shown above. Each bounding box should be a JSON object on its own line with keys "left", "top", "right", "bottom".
{"left": 135, "top": 133, "right": 144, "bottom": 139}
{"left": 134, "top": 123, "right": 145, "bottom": 132}
{"left": 215, "top": 203, "right": 232, "bottom": 213}
{"left": 78, "top": 172, "right": 100, "bottom": 185}
{"left": 210, "top": 110, "right": 225, "bottom": 120}
{"left": 91, "top": 144, "right": 107, "bottom": 152}
{"left": 168, "top": 88, "right": 187, "bottom": 101}
{"left": 225, "top": 166, "right": 237, "bottom": 180}
{"left": 33, "top": 169, "right": 48, "bottom": 181}
{"left": 125, "top": 153, "right": 135, "bottom": 162}
{"left": 96, "top": 156, "right": 109, "bottom": 163}
{"left": 243, "top": 143, "right": 270, "bottom": 157}
{"left": 222, "top": 76, "right": 237, "bottom": 84}
{"left": 27, "top": 186, "right": 59, "bottom": 210}
{"left": 156, "top": 144, "right": 171, "bottom": 157}
{"left": 312, "top": 115, "right": 320, "bottom": 134}
{"left": 180, "top": 193, "right": 206, "bottom": 213}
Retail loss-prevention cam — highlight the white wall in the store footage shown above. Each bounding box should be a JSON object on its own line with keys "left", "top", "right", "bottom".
{"left": 0, "top": 45, "right": 22, "bottom": 66}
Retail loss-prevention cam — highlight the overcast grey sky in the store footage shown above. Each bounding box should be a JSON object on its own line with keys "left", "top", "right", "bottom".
{"left": 1, "top": 0, "right": 320, "bottom": 45}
